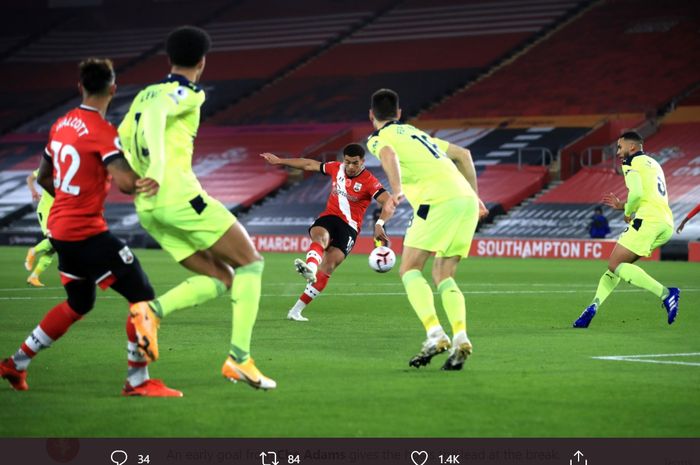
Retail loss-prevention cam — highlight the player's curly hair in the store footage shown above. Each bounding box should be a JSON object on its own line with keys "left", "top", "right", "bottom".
{"left": 166, "top": 26, "right": 211, "bottom": 67}
{"left": 78, "top": 58, "right": 114, "bottom": 95}
{"left": 620, "top": 131, "right": 643, "bottom": 145}
{"left": 371, "top": 88, "right": 399, "bottom": 121}
{"left": 343, "top": 143, "right": 365, "bottom": 159}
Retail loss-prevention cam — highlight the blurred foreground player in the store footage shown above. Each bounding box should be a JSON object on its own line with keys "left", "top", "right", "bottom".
{"left": 0, "top": 58, "right": 180, "bottom": 396}
{"left": 260, "top": 144, "right": 395, "bottom": 322}
{"left": 119, "top": 26, "right": 274, "bottom": 389}
{"left": 24, "top": 169, "right": 56, "bottom": 287}
{"left": 573, "top": 132, "right": 680, "bottom": 328}
{"left": 367, "top": 89, "right": 488, "bottom": 371}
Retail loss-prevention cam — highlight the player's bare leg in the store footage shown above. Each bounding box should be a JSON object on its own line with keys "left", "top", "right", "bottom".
{"left": 288, "top": 246, "right": 344, "bottom": 322}
{"left": 295, "top": 226, "right": 329, "bottom": 284}
{"left": 209, "top": 222, "right": 276, "bottom": 390}
{"left": 432, "top": 256, "right": 472, "bottom": 370}
{"left": 400, "top": 247, "right": 450, "bottom": 367}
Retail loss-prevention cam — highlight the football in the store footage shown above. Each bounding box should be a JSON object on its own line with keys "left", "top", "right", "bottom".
{"left": 368, "top": 246, "right": 396, "bottom": 273}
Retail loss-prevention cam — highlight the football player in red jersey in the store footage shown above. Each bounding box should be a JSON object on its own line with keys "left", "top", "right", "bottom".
{"left": 261, "top": 143, "right": 396, "bottom": 321}
{"left": 0, "top": 58, "right": 180, "bottom": 397}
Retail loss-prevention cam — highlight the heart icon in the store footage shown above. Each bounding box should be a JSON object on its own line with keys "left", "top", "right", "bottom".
{"left": 411, "top": 450, "right": 428, "bottom": 465}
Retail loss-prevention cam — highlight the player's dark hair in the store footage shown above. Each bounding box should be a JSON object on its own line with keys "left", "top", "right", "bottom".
{"left": 343, "top": 143, "right": 365, "bottom": 159}
{"left": 78, "top": 58, "right": 115, "bottom": 96}
{"left": 620, "top": 131, "right": 643, "bottom": 145}
{"left": 166, "top": 26, "right": 211, "bottom": 67}
{"left": 371, "top": 88, "right": 399, "bottom": 121}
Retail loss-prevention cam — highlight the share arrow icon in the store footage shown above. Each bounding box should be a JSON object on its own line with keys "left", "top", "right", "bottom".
{"left": 570, "top": 450, "right": 588, "bottom": 465}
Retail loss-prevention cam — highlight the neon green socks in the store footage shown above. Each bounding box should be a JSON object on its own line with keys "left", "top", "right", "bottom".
{"left": 33, "top": 238, "right": 53, "bottom": 255}
{"left": 229, "top": 260, "right": 264, "bottom": 362}
{"left": 438, "top": 277, "right": 467, "bottom": 335}
{"left": 32, "top": 253, "right": 55, "bottom": 278}
{"left": 402, "top": 270, "right": 440, "bottom": 334}
{"left": 591, "top": 270, "right": 621, "bottom": 307}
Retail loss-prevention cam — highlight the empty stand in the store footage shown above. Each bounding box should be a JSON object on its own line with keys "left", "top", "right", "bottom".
{"left": 425, "top": 0, "right": 700, "bottom": 119}
{"left": 432, "top": 126, "right": 589, "bottom": 167}
{"left": 478, "top": 164, "right": 549, "bottom": 212}
{"left": 0, "top": 1, "right": 228, "bottom": 133}
{"left": 210, "top": 0, "right": 581, "bottom": 124}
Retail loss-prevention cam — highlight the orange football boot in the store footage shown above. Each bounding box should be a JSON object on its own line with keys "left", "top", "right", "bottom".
{"left": 0, "top": 358, "right": 28, "bottom": 391}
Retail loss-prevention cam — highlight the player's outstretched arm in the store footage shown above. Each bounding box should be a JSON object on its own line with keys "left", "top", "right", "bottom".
{"left": 36, "top": 158, "right": 55, "bottom": 197}
{"left": 378, "top": 146, "right": 403, "bottom": 205}
{"left": 446, "top": 143, "right": 478, "bottom": 194}
{"left": 677, "top": 203, "right": 700, "bottom": 233}
{"left": 106, "top": 156, "right": 141, "bottom": 194}
{"left": 26, "top": 171, "right": 40, "bottom": 202}
{"left": 622, "top": 170, "right": 642, "bottom": 220}
{"left": 140, "top": 106, "right": 168, "bottom": 187}
{"left": 374, "top": 191, "right": 396, "bottom": 244}
{"left": 259, "top": 153, "right": 321, "bottom": 172}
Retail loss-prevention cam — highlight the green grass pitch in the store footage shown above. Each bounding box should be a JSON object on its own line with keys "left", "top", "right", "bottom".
{"left": 0, "top": 246, "right": 698, "bottom": 437}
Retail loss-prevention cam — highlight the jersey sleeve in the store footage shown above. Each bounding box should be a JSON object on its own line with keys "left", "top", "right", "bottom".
{"left": 623, "top": 158, "right": 643, "bottom": 216}
{"left": 43, "top": 122, "right": 57, "bottom": 162}
{"left": 140, "top": 95, "right": 171, "bottom": 184}
{"left": 95, "top": 124, "right": 124, "bottom": 165}
{"left": 685, "top": 203, "right": 700, "bottom": 221}
{"left": 433, "top": 136, "right": 450, "bottom": 154}
{"left": 369, "top": 174, "right": 385, "bottom": 199}
{"left": 165, "top": 85, "right": 205, "bottom": 116}
{"left": 367, "top": 132, "right": 393, "bottom": 158}
{"left": 139, "top": 87, "right": 204, "bottom": 184}
{"left": 321, "top": 161, "right": 340, "bottom": 177}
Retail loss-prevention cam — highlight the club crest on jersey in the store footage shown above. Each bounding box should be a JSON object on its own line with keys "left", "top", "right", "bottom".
{"left": 118, "top": 246, "right": 134, "bottom": 265}
{"left": 353, "top": 182, "right": 362, "bottom": 192}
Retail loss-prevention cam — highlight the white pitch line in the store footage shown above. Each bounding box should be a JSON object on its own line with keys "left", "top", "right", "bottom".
{"left": 0, "top": 282, "right": 613, "bottom": 291}
{"left": 592, "top": 353, "right": 700, "bottom": 367}
{"left": 0, "top": 288, "right": 698, "bottom": 301}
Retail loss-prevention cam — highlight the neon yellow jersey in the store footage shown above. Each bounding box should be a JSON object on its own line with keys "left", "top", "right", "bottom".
{"left": 32, "top": 169, "right": 54, "bottom": 214}
{"left": 118, "top": 74, "right": 206, "bottom": 211}
{"left": 367, "top": 121, "right": 475, "bottom": 208}
{"left": 622, "top": 152, "right": 673, "bottom": 226}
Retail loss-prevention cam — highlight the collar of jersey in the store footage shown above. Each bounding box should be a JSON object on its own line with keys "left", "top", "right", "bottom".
{"left": 346, "top": 167, "right": 365, "bottom": 179}
{"left": 162, "top": 73, "right": 202, "bottom": 92}
{"left": 623, "top": 150, "right": 644, "bottom": 166}
{"left": 371, "top": 120, "right": 400, "bottom": 137}
{"left": 79, "top": 104, "right": 99, "bottom": 113}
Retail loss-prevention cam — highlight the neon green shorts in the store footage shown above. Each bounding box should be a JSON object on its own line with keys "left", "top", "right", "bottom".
{"left": 617, "top": 218, "right": 672, "bottom": 257}
{"left": 404, "top": 196, "right": 479, "bottom": 258}
{"left": 138, "top": 193, "right": 236, "bottom": 262}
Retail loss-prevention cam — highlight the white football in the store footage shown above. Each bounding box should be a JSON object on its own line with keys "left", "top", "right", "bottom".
{"left": 369, "top": 246, "right": 396, "bottom": 273}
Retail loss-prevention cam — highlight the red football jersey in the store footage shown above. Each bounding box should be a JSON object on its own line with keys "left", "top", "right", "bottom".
{"left": 319, "top": 161, "right": 385, "bottom": 232}
{"left": 45, "top": 105, "right": 122, "bottom": 241}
